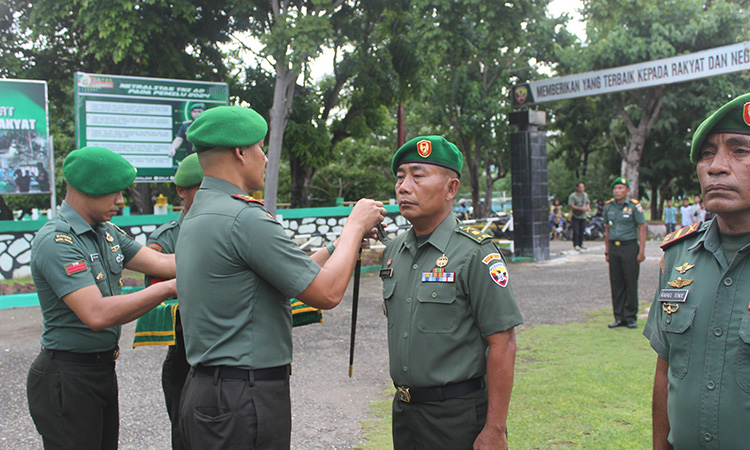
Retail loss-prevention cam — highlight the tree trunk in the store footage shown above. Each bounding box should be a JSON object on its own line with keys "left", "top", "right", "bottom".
{"left": 289, "top": 159, "right": 315, "bottom": 207}
{"left": 0, "top": 196, "right": 14, "bottom": 220}
{"left": 265, "top": 66, "right": 298, "bottom": 215}
{"left": 127, "top": 183, "right": 154, "bottom": 214}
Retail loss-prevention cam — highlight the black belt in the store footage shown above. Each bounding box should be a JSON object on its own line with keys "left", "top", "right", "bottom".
{"left": 395, "top": 377, "right": 482, "bottom": 403}
{"left": 42, "top": 346, "right": 119, "bottom": 364}
{"left": 610, "top": 239, "right": 636, "bottom": 246}
{"left": 194, "top": 364, "right": 290, "bottom": 381}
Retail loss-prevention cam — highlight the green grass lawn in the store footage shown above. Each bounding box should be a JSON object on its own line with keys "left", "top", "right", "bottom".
{"left": 356, "top": 306, "right": 655, "bottom": 450}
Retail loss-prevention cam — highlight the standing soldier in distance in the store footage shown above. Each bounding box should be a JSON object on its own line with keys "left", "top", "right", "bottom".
{"left": 176, "top": 106, "right": 385, "bottom": 450}
{"left": 27, "top": 146, "right": 177, "bottom": 450}
{"left": 645, "top": 92, "right": 750, "bottom": 449}
{"left": 381, "top": 136, "right": 523, "bottom": 450}
{"left": 142, "top": 153, "right": 203, "bottom": 450}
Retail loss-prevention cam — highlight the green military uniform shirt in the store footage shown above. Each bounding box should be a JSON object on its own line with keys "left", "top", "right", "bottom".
{"left": 568, "top": 191, "right": 589, "bottom": 219}
{"left": 144, "top": 212, "right": 183, "bottom": 286}
{"left": 603, "top": 198, "right": 645, "bottom": 241}
{"left": 30, "top": 201, "right": 143, "bottom": 352}
{"left": 176, "top": 177, "right": 321, "bottom": 370}
{"left": 644, "top": 219, "right": 750, "bottom": 449}
{"left": 381, "top": 213, "right": 523, "bottom": 388}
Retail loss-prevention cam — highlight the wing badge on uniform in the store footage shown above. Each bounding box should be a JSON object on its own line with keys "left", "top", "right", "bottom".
{"left": 667, "top": 277, "right": 693, "bottom": 288}
{"left": 675, "top": 262, "right": 695, "bottom": 274}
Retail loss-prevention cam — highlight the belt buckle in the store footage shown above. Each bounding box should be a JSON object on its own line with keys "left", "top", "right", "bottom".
{"left": 615, "top": 241, "right": 621, "bottom": 246}
{"left": 396, "top": 387, "right": 411, "bottom": 403}
{"left": 113, "top": 348, "right": 120, "bottom": 361}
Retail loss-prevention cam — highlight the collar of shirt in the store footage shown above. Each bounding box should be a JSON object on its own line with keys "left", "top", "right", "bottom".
{"left": 200, "top": 176, "right": 247, "bottom": 196}
{"left": 403, "top": 213, "right": 458, "bottom": 256}
{"left": 58, "top": 201, "right": 95, "bottom": 236}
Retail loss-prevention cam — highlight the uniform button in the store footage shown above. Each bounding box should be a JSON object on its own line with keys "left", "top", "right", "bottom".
{"left": 431, "top": 292, "right": 437, "bottom": 298}
{"left": 707, "top": 381, "right": 716, "bottom": 390}
{"left": 724, "top": 277, "right": 733, "bottom": 286}
{"left": 406, "top": 297, "right": 411, "bottom": 303}
{"left": 714, "top": 328, "right": 723, "bottom": 337}
{"left": 412, "top": 264, "right": 418, "bottom": 270}
{"left": 666, "top": 316, "right": 672, "bottom": 324}
{"left": 402, "top": 365, "right": 408, "bottom": 372}
{"left": 704, "top": 433, "right": 712, "bottom": 442}
{"left": 403, "top": 332, "right": 408, "bottom": 338}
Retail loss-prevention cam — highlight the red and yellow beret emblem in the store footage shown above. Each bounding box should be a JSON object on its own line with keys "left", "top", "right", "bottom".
{"left": 417, "top": 139, "right": 432, "bottom": 158}
{"left": 744, "top": 102, "right": 750, "bottom": 126}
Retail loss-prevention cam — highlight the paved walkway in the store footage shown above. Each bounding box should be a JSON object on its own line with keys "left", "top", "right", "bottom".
{"left": 0, "top": 239, "right": 663, "bottom": 450}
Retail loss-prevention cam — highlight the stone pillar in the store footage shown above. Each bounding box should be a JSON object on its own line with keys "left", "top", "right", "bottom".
{"left": 509, "top": 110, "right": 550, "bottom": 262}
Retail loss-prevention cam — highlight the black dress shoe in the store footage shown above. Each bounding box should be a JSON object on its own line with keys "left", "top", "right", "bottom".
{"left": 626, "top": 321, "right": 637, "bottom": 329}
{"left": 608, "top": 320, "right": 624, "bottom": 328}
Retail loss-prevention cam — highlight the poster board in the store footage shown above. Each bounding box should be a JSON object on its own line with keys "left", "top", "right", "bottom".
{"left": 0, "top": 79, "right": 50, "bottom": 194}
{"left": 74, "top": 72, "right": 229, "bottom": 182}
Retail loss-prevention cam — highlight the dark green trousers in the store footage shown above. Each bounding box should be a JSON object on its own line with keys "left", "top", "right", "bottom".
{"left": 392, "top": 385, "right": 488, "bottom": 450}
{"left": 27, "top": 351, "right": 118, "bottom": 450}
{"left": 608, "top": 240, "right": 640, "bottom": 322}
{"left": 162, "top": 327, "right": 190, "bottom": 450}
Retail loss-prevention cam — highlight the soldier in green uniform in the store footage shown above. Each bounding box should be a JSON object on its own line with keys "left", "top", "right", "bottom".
{"left": 143, "top": 153, "right": 203, "bottom": 450}
{"left": 603, "top": 177, "right": 647, "bottom": 329}
{"left": 27, "top": 146, "right": 177, "bottom": 450}
{"left": 644, "top": 92, "right": 750, "bottom": 449}
{"left": 380, "top": 136, "right": 523, "bottom": 450}
{"left": 175, "top": 106, "right": 386, "bottom": 450}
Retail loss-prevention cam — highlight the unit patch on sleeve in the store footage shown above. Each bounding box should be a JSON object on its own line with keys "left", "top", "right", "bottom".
{"left": 147, "top": 243, "right": 164, "bottom": 253}
{"left": 488, "top": 262, "right": 509, "bottom": 287}
{"left": 64, "top": 260, "right": 87, "bottom": 276}
{"left": 55, "top": 234, "right": 73, "bottom": 245}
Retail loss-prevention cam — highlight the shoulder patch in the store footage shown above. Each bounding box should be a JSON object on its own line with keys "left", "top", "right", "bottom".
{"left": 630, "top": 199, "right": 640, "bottom": 204}
{"left": 232, "top": 194, "right": 265, "bottom": 205}
{"left": 605, "top": 199, "right": 613, "bottom": 204}
{"left": 55, "top": 234, "right": 73, "bottom": 245}
{"left": 147, "top": 243, "right": 164, "bottom": 253}
{"left": 107, "top": 222, "right": 134, "bottom": 240}
{"left": 661, "top": 222, "right": 702, "bottom": 250}
{"left": 458, "top": 226, "right": 492, "bottom": 243}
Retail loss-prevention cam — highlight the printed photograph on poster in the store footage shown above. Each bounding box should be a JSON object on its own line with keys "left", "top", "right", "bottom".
{"left": 0, "top": 80, "right": 50, "bottom": 194}
{"left": 74, "top": 73, "right": 229, "bottom": 183}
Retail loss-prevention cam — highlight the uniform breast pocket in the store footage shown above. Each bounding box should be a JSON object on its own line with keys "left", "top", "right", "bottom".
{"left": 735, "top": 312, "right": 750, "bottom": 392}
{"left": 382, "top": 278, "right": 396, "bottom": 329}
{"left": 416, "top": 283, "right": 458, "bottom": 334}
{"left": 662, "top": 305, "right": 696, "bottom": 379}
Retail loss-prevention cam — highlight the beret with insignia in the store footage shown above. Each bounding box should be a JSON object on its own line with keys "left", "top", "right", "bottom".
{"left": 610, "top": 176, "right": 629, "bottom": 189}
{"left": 63, "top": 146, "right": 136, "bottom": 196}
{"left": 187, "top": 106, "right": 268, "bottom": 152}
{"left": 691, "top": 92, "right": 750, "bottom": 163}
{"left": 391, "top": 135, "right": 463, "bottom": 178}
{"left": 190, "top": 103, "right": 206, "bottom": 112}
{"left": 173, "top": 153, "right": 203, "bottom": 187}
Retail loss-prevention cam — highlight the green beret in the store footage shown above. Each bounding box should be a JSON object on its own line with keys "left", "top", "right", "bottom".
{"left": 187, "top": 106, "right": 268, "bottom": 152}
{"left": 173, "top": 153, "right": 203, "bottom": 187}
{"left": 691, "top": 92, "right": 750, "bottom": 163}
{"left": 391, "top": 136, "right": 463, "bottom": 178}
{"left": 610, "top": 176, "right": 630, "bottom": 189}
{"left": 63, "top": 146, "right": 136, "bottom": 196}
{"left": 190, "top": 103, "right": 205, "bottom": 111}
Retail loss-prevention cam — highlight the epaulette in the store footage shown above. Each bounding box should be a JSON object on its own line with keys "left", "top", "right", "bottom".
{"left": 630, "top": 199, "right": 640, "bottom": 204}
{"left": 107, "top": 221, "right": 134, "bottom": 240}
{"left": 605, "top": 199, "right": 613, "bottom": 204}
{"left": 661, "top": 222, "right": 702, "bottom": 250}
{"left": 149, "top": 220, "right": 178, "bottom": 240}
{"left": 458, "top": 226, "right": 493, "bottom": 243}
{"left": 55, "top": 221, "right": 72, "bottom": 233}
{"left": 232, "top": 194, "right": 264, "bottom": 205}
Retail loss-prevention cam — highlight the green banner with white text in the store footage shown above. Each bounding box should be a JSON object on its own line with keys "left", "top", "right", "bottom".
{"left": 74, "top": 72, "right": 229, "bottom": 182}
{"left": 0, "top": 79, "right": 50, "bottom": 194}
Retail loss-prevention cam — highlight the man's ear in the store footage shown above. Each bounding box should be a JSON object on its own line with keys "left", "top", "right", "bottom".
{"left": 446, "top": 177, "right": 460, "bottom": 200}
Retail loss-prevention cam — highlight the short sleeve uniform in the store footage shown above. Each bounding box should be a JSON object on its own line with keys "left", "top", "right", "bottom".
{"left": 603, "top": 198, "right": 645, "bottom": 241}
{"left": 381, "top": 213, "right": 523, "bottom": 388}
{"left": 644, "top": 220, "right": 750, "bottom": 449}
{"left": 31, "top": 201, "right": 143, "bottom": 352}
{"left": 176, "top": 177, "right": 321, "bottom": 370}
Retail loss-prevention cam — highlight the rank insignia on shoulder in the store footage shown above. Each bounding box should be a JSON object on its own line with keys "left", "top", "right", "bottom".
{"left": 661, "top": 222, "right": 701, "bottom": 249}
{"left": 459, "top": 226, "right": 492, "bottom": 243}
{"left": 232, "top": 194, "right": 265, "bottom": 205}
{"left": 55, "top": 234, "right": 73, "bottom": 245}
{"left": 64, "top": 260, "right": 87, "bottom": 276}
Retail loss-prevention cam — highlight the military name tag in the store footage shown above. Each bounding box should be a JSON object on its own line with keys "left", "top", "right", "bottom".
{"left": 89, "top": 253, "right": 100, "bottom": 262}
{"left": 658, "top": 289, "right": 689, "bottom": 303}
{"left": 380, "top": 268, "right": 393, "bottom": 278}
